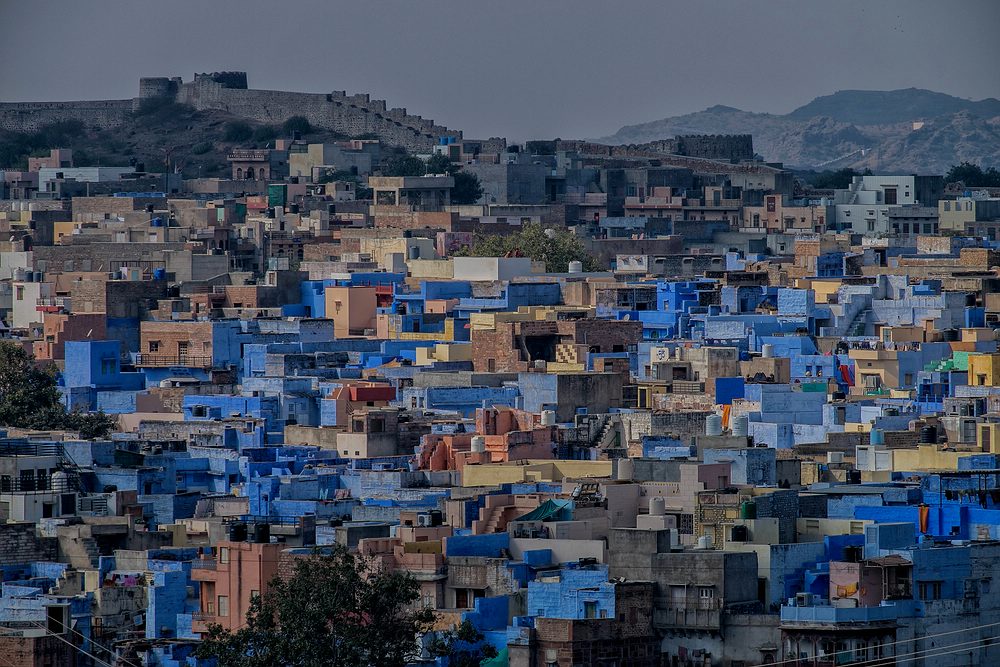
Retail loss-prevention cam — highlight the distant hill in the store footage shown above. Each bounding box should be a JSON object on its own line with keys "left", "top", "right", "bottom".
{"left": 598, "top": 89, "right": 1000, "bottom": 173}
{"left": 787, "top": 88, "right": 1000, "bottom": 125}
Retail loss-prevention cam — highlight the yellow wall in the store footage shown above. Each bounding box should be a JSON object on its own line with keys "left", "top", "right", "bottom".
{"left": 968, "top": 353, "right": 1000, "bottom": 387}
{"left": 978, "top": 423, "right": 1000, "bottom": 454}
{"left": 461, "top": 460, "right": 612, "bottom": 487}
{"left": 797, "top": 518, "right": 870, "bottom": 542}
{"left": 891, "top": 445, "right": 962, "bottom": 471}
{"left": 416, "top": 342, "right": 473, "bottom": 366}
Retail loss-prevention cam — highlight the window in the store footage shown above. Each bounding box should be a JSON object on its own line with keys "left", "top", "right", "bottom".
{"left": 699, "top": 586, "right": 715, "bottom": 599}
{"left": 149, "top": 340, "right": 161, "bottom": 353}
{"left": 944, "top": 202, "right": 951, "bottom": 211}
{"left": 219, "top": 547, "right": 229, "bottom": 564}
{"left": 15, "top": 286, "right": 24, "bottom": 300}
{"left": 217, "top": 595, "right": 229, "bottom": 617}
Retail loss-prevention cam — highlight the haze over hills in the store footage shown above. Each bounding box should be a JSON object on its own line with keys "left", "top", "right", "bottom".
{"left": 598, "top": 88, "right": 1000, "bottom": 173}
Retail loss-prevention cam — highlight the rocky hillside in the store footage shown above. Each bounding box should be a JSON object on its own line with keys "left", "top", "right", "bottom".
{"left": 598, "top": 89, "right": 1000, "bottom": 173}
{"left": 0, "top": 102, "right": 379, "bottom": 178}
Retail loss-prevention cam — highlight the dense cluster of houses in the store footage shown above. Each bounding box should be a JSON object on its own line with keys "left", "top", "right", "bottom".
{"left": 1, "top": 136, "right": 1000, "bottom": 667}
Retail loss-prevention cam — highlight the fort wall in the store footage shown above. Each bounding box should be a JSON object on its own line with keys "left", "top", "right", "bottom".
{"left": 0, "top": 72, "right": 461, "bottom": 152}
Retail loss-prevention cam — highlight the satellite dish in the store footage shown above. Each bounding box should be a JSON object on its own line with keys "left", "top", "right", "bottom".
{"left": 622, "top": 314, "right": 630, "bottom": 321}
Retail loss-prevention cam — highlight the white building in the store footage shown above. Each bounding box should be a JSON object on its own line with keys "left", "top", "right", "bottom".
{"left": 37, "top": 167, "right": 135, "bottom": 193}
{"left": 833, "top": 176, "right": 917, "bottom": 236}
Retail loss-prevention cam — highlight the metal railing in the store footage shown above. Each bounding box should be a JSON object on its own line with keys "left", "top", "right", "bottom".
{"left": 135, "top": 353, "right": 212, "bottom": 368}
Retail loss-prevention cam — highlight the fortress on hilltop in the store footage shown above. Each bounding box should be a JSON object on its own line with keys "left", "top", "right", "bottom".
{"left": 0, "top": 71, "right": 462, "bottom": 152}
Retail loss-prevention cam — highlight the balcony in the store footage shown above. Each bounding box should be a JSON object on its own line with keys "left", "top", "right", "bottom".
{"left": 780, "top": 600, "right": 914, "bottom": 626}
{"left": 653, "top": 599, "right": 723, "bottom": 630}
{"left": 227, "top": 149, "right": 270, "bottom": 161}
{"left": 190, "top": 559, "right": 218, "bottom": 571}
{"left": 135, "top": 353, "right": 212, "bottom": 368}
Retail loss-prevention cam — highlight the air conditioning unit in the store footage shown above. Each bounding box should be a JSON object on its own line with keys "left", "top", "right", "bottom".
{"left": 416, "top": 513, "right": 432, "bottom": 527}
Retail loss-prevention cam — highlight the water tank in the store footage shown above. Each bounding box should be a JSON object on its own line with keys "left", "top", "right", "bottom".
{"left": 540, "top": 410, "right": 556, "bottom": 426}
{"left": 920, "top": 425, "right": 938, "bottom": 444}
{"left": 13, "top": 268, "right": 27, "bottom": 281}
{"left": 616, "top": 458, "right": 634, "bottom": 481}
{"left": 884, "top": 407, "right": 899, "bottom": 417}
{"left": 870, "top": 429, "right": 884, "bottom": 445}
{"left": 761, "top": 343, "right": 775, "bottom": 358}
{"left": 695, "top": 535, "right": 713, "bottom": 550}
{"left": 407, "top": 246, "right": 420, "bottom": 260}
{"left": 228, "top": 522, "right": 248, "bottom": 542}
{"left": 51, "top": 470, "right": 69, "bottom": 491}
{"left": 739, "top": 501, "right": 757, "bottom": 519}
{"left": 470, "top": 436, "right": 486, "bottom": 453}
{"left": 706, "top": 414, "right": 723, "bottom": 436}
{"left": 253, "top": 522, "right": 271, "bottom": 544}
{"left": 568, "top": 261, "right": 583, "bottom": 274}
{"left": 732, "top": 415, "right": 750, "bottom": 438}
{"left": 534, "top": 359, "right": 547, "bottom": 372}
{"left": 153, "top": 268, "right": 167, "bottom": 280}
{"left": 650, "top": 497, "right": 666, "bottom": 516}
{"left": 33, "top": 271, "right": 43, "bottom": 283}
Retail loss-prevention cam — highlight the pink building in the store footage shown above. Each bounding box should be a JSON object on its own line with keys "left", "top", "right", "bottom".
{"left": 191, "top": 539, "right": 285, "bottom": 635}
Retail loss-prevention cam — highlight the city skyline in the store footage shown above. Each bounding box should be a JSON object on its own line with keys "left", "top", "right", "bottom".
{"left": 1, "top": 0, "right": 998, "bottom": 140}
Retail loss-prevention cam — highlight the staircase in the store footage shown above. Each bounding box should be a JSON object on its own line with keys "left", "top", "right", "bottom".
{"left": 81, "top": 537, "right": 101, "bottom": 568}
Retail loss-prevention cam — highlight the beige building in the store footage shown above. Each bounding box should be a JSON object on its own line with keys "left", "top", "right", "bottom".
{"left": 324, "top": 286, "right": 377, "bottom": 337}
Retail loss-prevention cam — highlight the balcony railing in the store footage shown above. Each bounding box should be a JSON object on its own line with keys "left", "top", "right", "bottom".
{"left": 135, "top": 354, "right": 212, "bottom": 368}
{"left": 190, "top": 559, "right": 218, "bottom": 571}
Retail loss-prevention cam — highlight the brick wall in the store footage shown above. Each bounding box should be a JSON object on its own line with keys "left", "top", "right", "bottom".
{"left": 0, "top": 523, "right": 57, "bottom": 565}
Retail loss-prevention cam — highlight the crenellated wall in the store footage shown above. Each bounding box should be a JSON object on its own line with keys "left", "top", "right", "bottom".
{"left": 1, "top": 72, "right": 462, "bottom": 151}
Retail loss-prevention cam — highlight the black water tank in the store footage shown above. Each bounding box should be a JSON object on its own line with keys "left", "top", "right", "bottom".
{"left": 920, "top": 426, "right": 938, "bottom": 444}
{"left": 229, "top": 522, "right": 248, "bottom": 542}
{"left": 847, "top": 470, "right": 862, "bottom": 484}
{"left": 253, "top": 522, "right": 271, "bottom": 543}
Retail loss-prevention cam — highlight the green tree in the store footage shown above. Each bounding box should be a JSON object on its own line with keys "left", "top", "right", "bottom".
{"left": 283, "top": 115, "right": 312, "bottom": 136}
{"left": 425, "top": 153, "right": 458, "bottom": 175}
{"left": 451, "top": 171, "right": 483, "bottom": 205}
{"left": 456, "top": 222, "right": 601, "bottom": 273}
{"left": 428, "top": 620, "right": 498, "bottom": 667}
{"left": 196, "top": 546, "right": 489, "bottom": 667}
{"left": 253, "top": 125, "right": 279, "bottom": 143}
{"left": 224, "top": 121, "right": 253, "bottom": 142}
{"left": 0, "top": 342, "right": 116, "bottom": 438}
{"left": 383, "top": 155, "right": 427, "bottom": 177}
{"left": 806, "top": 168, "right": 858, "bottom": 189}
{"left": 945, "top": 162, "right": 1000, "bottom": 187}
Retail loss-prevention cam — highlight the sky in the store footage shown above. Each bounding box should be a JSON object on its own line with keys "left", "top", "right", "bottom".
{"left": 1, "top": 0, "right": 998, "bottom": 141}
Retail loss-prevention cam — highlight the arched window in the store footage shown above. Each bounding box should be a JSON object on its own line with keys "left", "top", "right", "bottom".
{"left": 236, "top": 168, "right": 243, "bottom": 179}
{"left": 246, "top": 167, "right": 255, "bottom": 180}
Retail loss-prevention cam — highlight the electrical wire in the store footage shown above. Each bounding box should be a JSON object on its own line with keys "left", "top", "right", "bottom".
{"left": 38, "top": 614, "right": 142, "bottom": 667}
{"left": 749, "top": 618, "right": 1000, "bottom": 667}
{"left": 27, "top": 620, "right": 117, "bottom": 667}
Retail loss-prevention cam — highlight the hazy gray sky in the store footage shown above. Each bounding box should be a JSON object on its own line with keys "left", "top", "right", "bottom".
{"left": 2, "top": 0, "right": 998, "bottom": 140}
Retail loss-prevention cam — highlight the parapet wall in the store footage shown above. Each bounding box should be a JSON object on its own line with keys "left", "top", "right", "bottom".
{"left": 1, "top": 72, "right": 462, "bottom": 152}
{"left": 0, "top": 100, "right": 133, "bottom": 133}
{"left": 173, "top": 76, "right": 460, "bottom": 151}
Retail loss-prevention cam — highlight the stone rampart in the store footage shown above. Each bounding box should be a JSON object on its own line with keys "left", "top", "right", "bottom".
{"left": 0, "top": 72, "right": 461, "bottom": 152}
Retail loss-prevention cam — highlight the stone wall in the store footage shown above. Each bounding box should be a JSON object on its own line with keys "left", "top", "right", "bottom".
{"left": 1, "top": 72, "right": 462, "bottom": 152}
{"left": 0, "top": 99, "right": 133, "bottom": 133}
{"left": 0, "top": 522, "right": 57, "bottom": 565}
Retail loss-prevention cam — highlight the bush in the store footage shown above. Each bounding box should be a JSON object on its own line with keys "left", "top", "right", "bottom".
{"left": 191, "top": 141, "right": 213, "bottom": 155}
{"left": 224, "top": 121, "right": 253, "bottom": 142}
{"left": 282, "top": 115, "right": 312, "bottom": 136}
{"left": 253, "top": 125, "right": 278, "bottom": 143}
